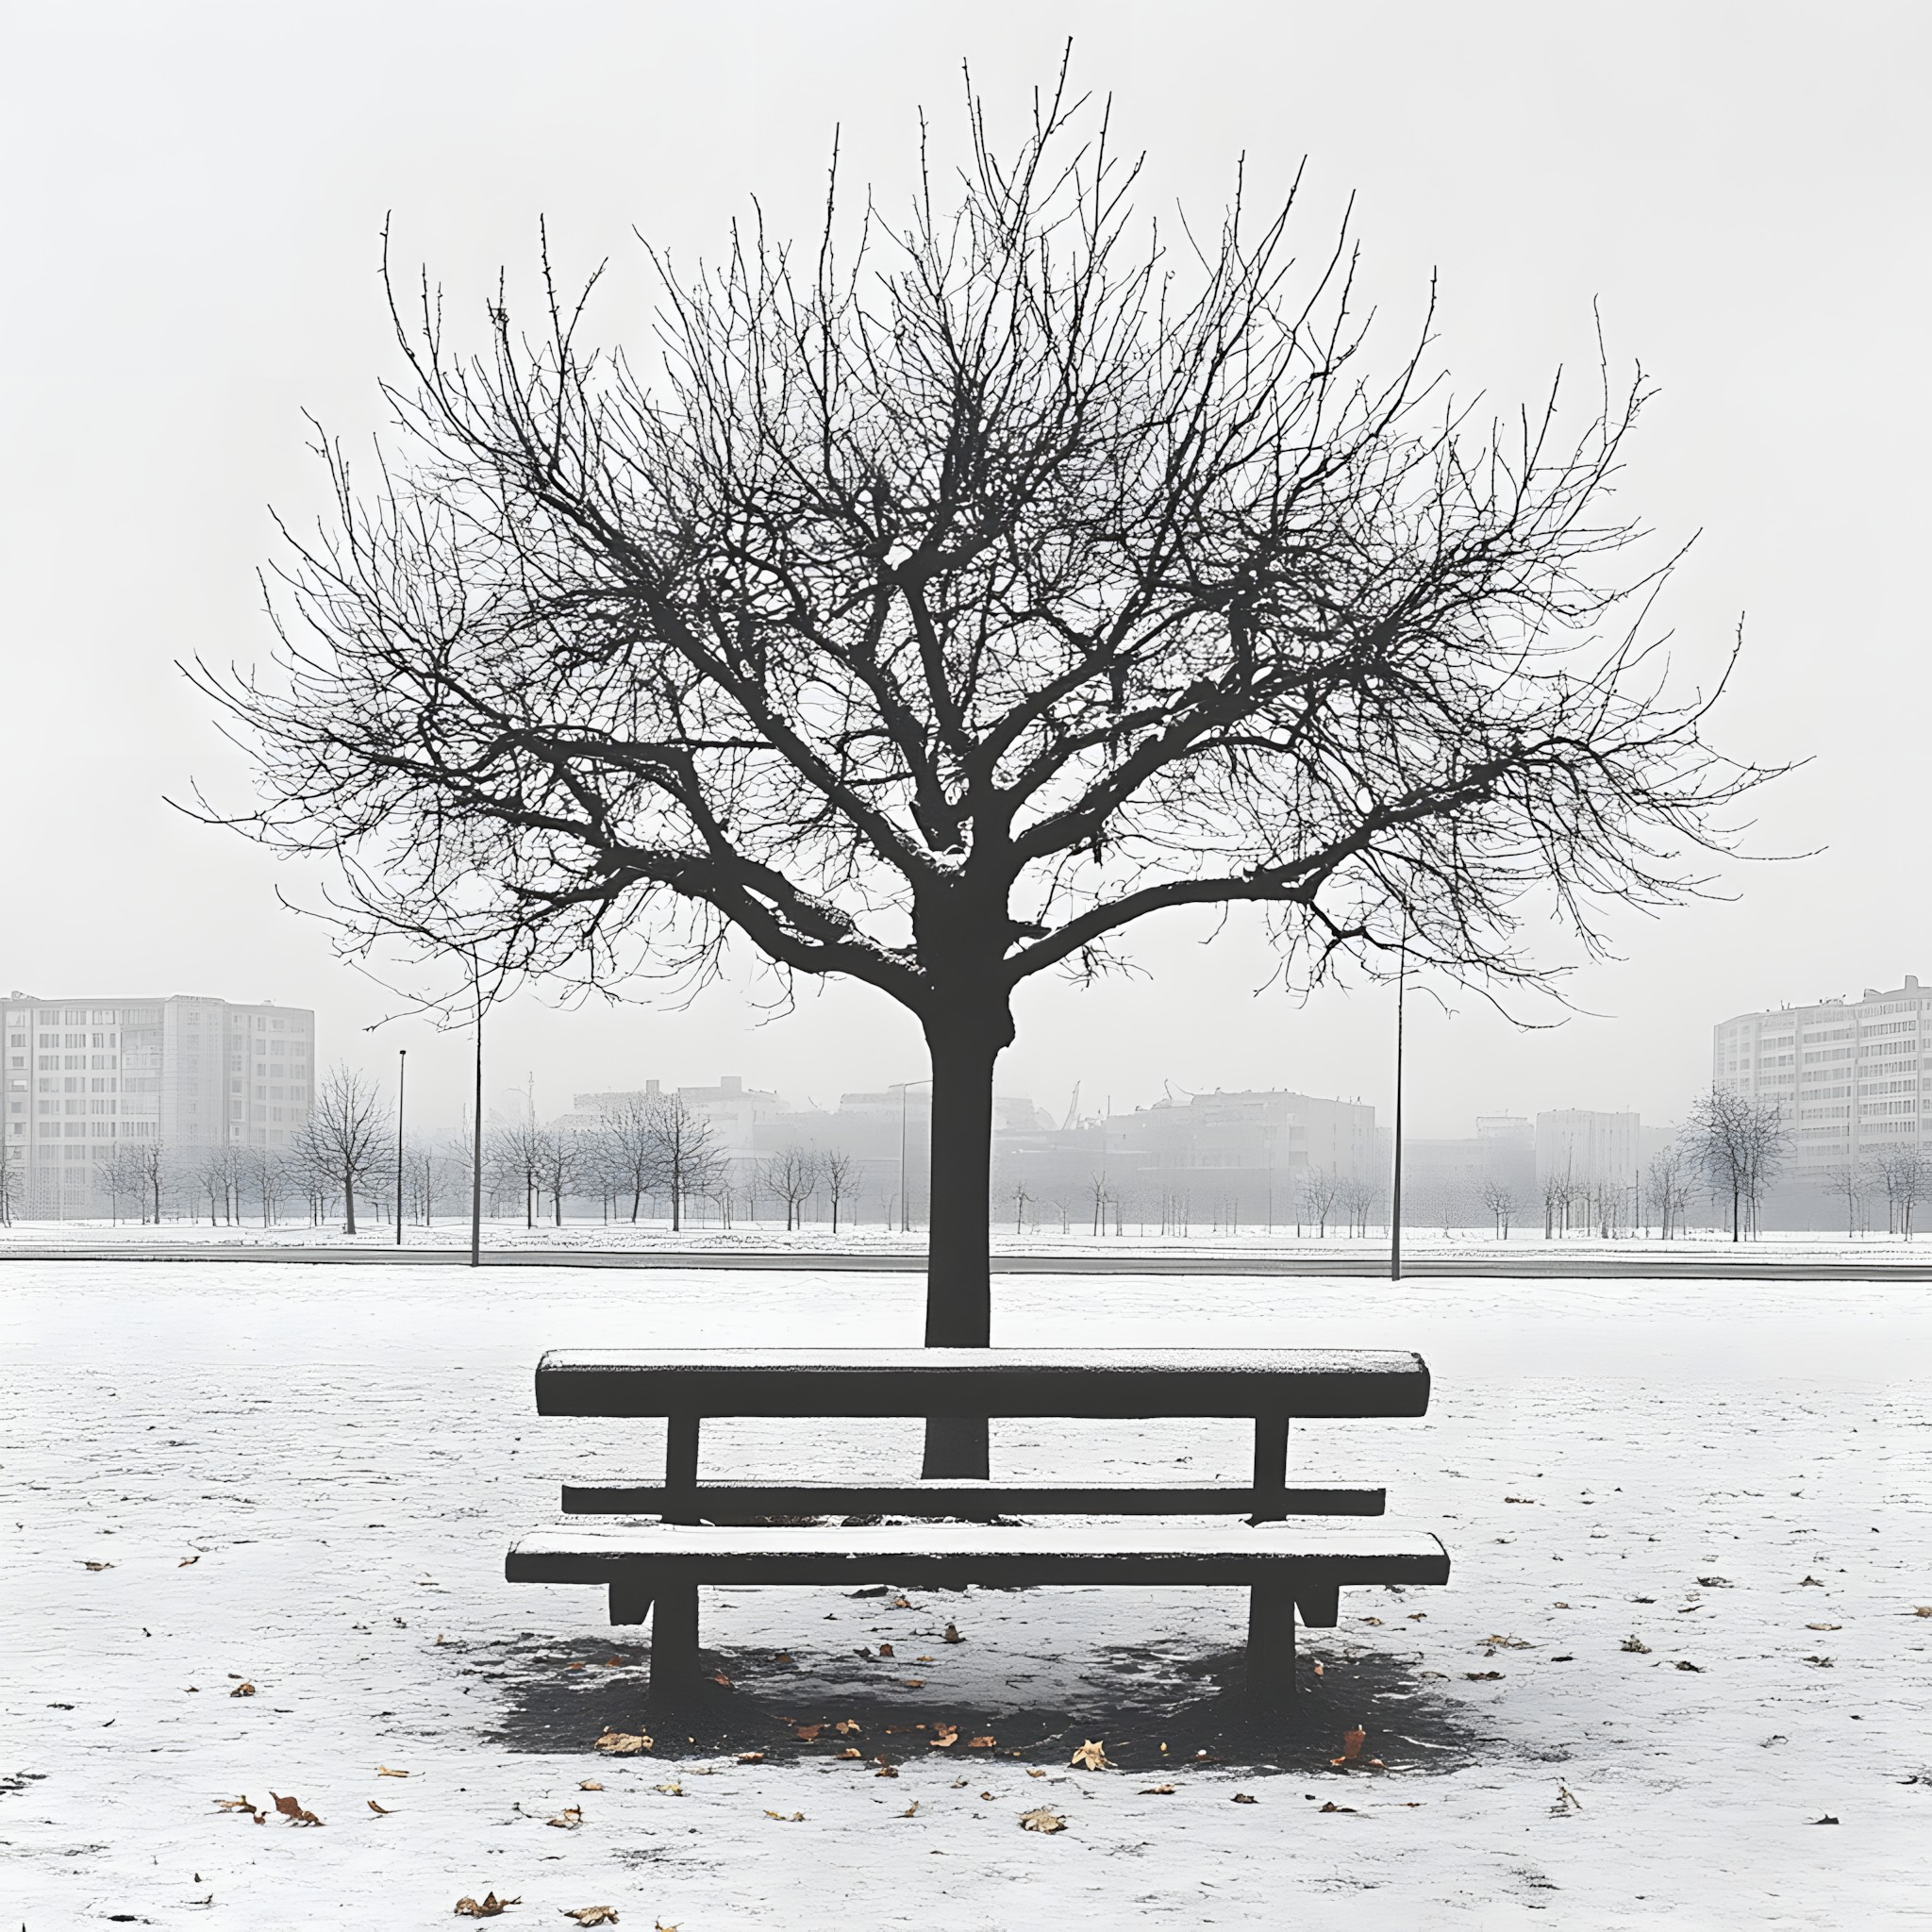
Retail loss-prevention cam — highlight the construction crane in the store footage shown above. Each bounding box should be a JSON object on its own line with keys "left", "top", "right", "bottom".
{"left": 1059, "top": 1083, "right": 1081, "bottom": 1133}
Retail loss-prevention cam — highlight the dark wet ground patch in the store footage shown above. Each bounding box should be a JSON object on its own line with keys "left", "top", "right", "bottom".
{"left": 467, "top": 1620, "right": 1493, "bottom": 1776}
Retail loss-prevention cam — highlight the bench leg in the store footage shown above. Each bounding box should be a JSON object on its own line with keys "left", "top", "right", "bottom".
{"left": 922, "top": 1414, "right": 989, "bottom": 1481}
{"left": 649, "top": 1585, "right": 700, "bottom": 1703}
{"left": 609, "top": 1575, "right": 654, "bottom": 1626}
{"left": 1246, "top": 1579, "right": 1296, "bottom": 1707}
{"left": 1293, "top": 1580, "right": 1340, "bottom": 1628}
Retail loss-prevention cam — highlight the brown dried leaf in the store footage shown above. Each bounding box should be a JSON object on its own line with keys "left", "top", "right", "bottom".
{"left": 82, "top": 1559, "right": 114, "bottom": 1572}
{"left": 1915, "top": 1607, "right": 1932, "bottom": 1617}
{"left": 708, "top": 1672, "right": 733, "bottom": 1690}
{"left": 377, "top": 1765, "right": 410, "bottom": 1777}
{"left": 271, "top": 1790, "right": 322, "bottom": 1825}
{"left": 545, "top": 1807, "right": 583, "bottom": 1830}
{"left": 876, "top": 1643, "right": 894, "bottom": 1658}
{"left": 1019, "top": 1807, "right": 1066, "bottom": 1833}
{"left": 837, "top": 1747, "right": 862, "bottom": 1759}
{"left": 179, "top": 1555, "right": 200, "bottom": 1568}
{"left": 577, "top": 1780, "right": 604, "bottom": 1791}
{"left": 773, "top": 1652, "right": 794, "bottom": 1667}
{"left": 1621, "top": 1637, "right": 1650, "bottom": 1654}
{"left": 1141, "top": 1784, "right": 1177, "bottom": 1795}
{"left": 1330, "top": 1725, "right": 1367, "bottom": 1768}
{"left": 1318, "top": 1800, "right": 1357, "bottom": 1814}
{"left": 892, "top": 1596, "right": 913, "bottom": 1609}
{"left": 1806, "top": 1624, "right": 1841, "bottom": 1632}
{"left": 874, "top": 1762, "right": 899, "bottom": 1778}
{"left": 792, "top": 1724, "right": 821, "bottom": 1743}
{"left": 1069, "top": 1740, "right": 1111, "bottom": 1772}
{"left": 593, "top": 1729, "right": 652, "bottom": 1755}
{"left": 900, "top": 1678, "right": 925, "bottom": 1690}
{"left": 1025, "top": 1768, "right": 1047, "bottom": 1779}
{"left": 230, "top": 1682, "right": 257, "bottom": 1698}
{"left": 653, "top": 1783, "right": 683, "bottom": 1797}
{"left": 898, "top": 1800, "right": 920, "bottom": 1818}
{"left": 968, "top": 1735, "right": 996, "bottom": 1750}
{"left": 214, "top": 1795, "right": 263, "bottom": 1822}
{"left": 368, "top": 1798, "right": 394, "bottom": 1815}
{"left": 562, "top": 1912, "right": 620, "bottom": 1927}
{"left": 1231, "top": 1792, "right": 1257, "bottom": 1805}
{"left": 930, "top": 1724, "right": 959, "bottom": 1749}
{"left": 737, "top": 1751, "right": 767, "bottom": 1764}
{"left": 454, "top": 1896, "right": 521, "bottom": 1918}
{"left": 833, "top": 1718, "right": 861, "bottom": 1735}
{"left": 943, "top": 1623, "right": 964, "bottom": 1644}
{"left": 762, "top": 1809, "right": 804, "bottom": 1822}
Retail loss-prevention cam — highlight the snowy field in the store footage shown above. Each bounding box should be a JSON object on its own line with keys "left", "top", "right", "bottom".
{"left": 3, "top": 1258, "right": 1928, "bottom": 1928}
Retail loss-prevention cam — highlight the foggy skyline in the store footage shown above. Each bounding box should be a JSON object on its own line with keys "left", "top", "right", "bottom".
{"left": 5, "top": 1, "right": 1925, "bottom": 1140}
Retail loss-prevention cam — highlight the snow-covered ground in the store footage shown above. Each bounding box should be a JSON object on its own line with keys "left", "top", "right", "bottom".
{"left": 3, "top": 1258, "right": 1927, "bottom": 1927}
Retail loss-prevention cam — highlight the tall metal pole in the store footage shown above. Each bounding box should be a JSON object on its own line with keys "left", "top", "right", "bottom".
{"left": 899, "top": 1083, "right": 909, "bottom": 1235}
{"left": 470, "top": 967, "right": 485, "bottom": 1269}
{"left": 394, "top": 1048, "right": 407, "bottom": 1246}
{"left": 1391, "top": 935, "right": 1408, "bottom": 1283}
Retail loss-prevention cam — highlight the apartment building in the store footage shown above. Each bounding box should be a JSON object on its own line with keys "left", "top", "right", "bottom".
{"left": 2, "top": 991, "right": 315, "bottom": 1218}
{"left": 1535, "top": 1108, "right": 1641, "bottom": 1189}
{"left": 1713, "top": 974, "right": 1926, "bottom": 1185}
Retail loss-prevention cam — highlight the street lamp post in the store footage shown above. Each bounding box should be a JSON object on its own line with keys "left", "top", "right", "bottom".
{"left": 470, "top": 964, "right": 485, "bottom": 1269}
{"left": 1391, "top": 933, "right": 1408, "bottom": 1283}
{"left": 394, "top": 1048, "right": 408, "bottom": 1246}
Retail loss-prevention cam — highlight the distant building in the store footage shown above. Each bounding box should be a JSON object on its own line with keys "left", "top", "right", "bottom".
{"left": 2, "top": 991, "right": 316, "bottom": 1219}
{"left": 1714, "top": 975, "right": 1928, "bottom": 1190}
{"left": 1535, "top": 1108, "right": 1641, "bottom": 1191}
{"left": 1407, "top": 1115, "right": 1537, "bottom": 1227}
{"left": 567, "top": 1075, "right": 788, "bottom": 1159}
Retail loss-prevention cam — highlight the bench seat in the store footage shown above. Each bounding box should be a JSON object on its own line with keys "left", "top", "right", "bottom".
{"left": 508, "top": 1523, "right": 1449, "bottom": 1699}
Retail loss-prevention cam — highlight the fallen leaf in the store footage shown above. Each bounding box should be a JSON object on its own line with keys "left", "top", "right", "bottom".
{"left": 892, "top": 1596, "right": 913, "bottom": 1609}
{"left": 874, "top": 1762, "right": 899, "bottom": 1778}
{"left": 1359, "top": 1616, "right": 1383, "bottom": 1626}
{"left": 1025, "top": 1769, "right": 1047, "bottom": 1779}
{"left": 1621, "top": 1637, "right": 1650, "bottom": 1654}
{"left": 1915, "top": 1607, "right": 1932, "bottom": 1618}
{"left": 943, "top": 1623, "right": 964, "bottom": 1644}
{"left": 1697, "top": 1576, "right": 1731, "bottom": 1589}
{"left": 1804, "top": 1656, "right": 1834, "bottom": 1668}
{"left": 762, "top": 1809, "right": 804, "bottom": 1822}
{"left": 179, "top": 1555, "right": 200, "bottom": 1567}
{"left": 1318, "top": 1800, "right": 1357, "bottom": 1813}
{"left": 377, "top": 1765, "right": 410, "bottom": 1777}
{"left": 708, "top": 1672, "right": 733, "bottom": 1690}
{"left": 930, "top": 1724, "right": 959, "bottom": 1749}
{"left": 737, "top": 1751, "right": 767, "bottom": 1764}
{"left": 1069, "top": 1740, "right": 1112, "bottom": 1772}
{"left": 773, "top": 1652, "right": 794, "bottom": 1667}
{"left": 915, "top": 1655, "right": 936, "bottom": 1664}
{"left": 271, "top": 1791, "right": 322, "bottom": 1825}
{"left": 1465, "top": 1671, "right": 1504, "bottom": 1681}
{"left": 1141, "top": 1784, "right": 1177, "bottom": 1795}
{"left": 82, "top": 1559, "right": 114, "bottom": 1571}
{"left": 653, "top": 1783, "right": 683, "bottom": 1797}
{"left": 1330, "top": 1725, "right": 1367, "bottom": 1768}
{"left": 562, "top": 1912, "right": 620, "bottom": 1927}
{"left": 899, "top": 1800, "right": 920, "bottom": 1818}
{"left": 900, "top": 1678, "right": 925, "bottom": 1690}
{"left": 567, "top": 1661, "right": 587, "bottom": 1672}
{"left": 1019, "top": 1807, "right": 1066, "bottom": 1833}
{"left": 792, "top": 1724, "right": 821, "bottom": 1743}
{"left": 1674, "top": 1660, "right": 1705, "bottom": 1673}
{"left": 214, "top": 1796, "right": 263, "bottom": 1822}
{"left": 1799, "top": 1575, "right": 1823, "bottom": 1587}
{"left": 594, "top": 1730, "right": 653, "bottom": 1755}
{"left": 1806, "top": 1624, "right": 1841, "bottom": 1632}
{"left": 1504, "top": 1496, "right": 1537, "bottom": 1505}
{"left": 454, "top": 1896, "right": 521, "bottom": 1918}
{"left": 1232, "top": 1792, "right": 1258, "bottom": 1805}
{"left": 876, "top": 1643, "right": 894, "bottom": 1659}
{"left": 230, "top": 1682, "right": 257, "bottom": 1698}
{"left": 577, "top": 1780, "right": 604, "bottom": 1791}
{"left": 834, "top": 1718, "right": 861, "bottom": 1735}
{"left": 837, "top": 1747, "right": 862, "bottom": 1759}
{"left": 968, "top": 1735, "right": 996, "bottom": 1750}
{"left": 1812, "top": 1814, "right": 1840, "bottom": 1825}
{"left": 545, "top": 1807, "right": 583, "bottom": 1830}
{"left": 1484, "top": 1635, "right": 1531, "bottom": 1649}
{"left": 602, "top": 1657, "right": 623, "bottom": 1668}
{"left": 368, "top": 1798, "right": 394, "bottom": 1815}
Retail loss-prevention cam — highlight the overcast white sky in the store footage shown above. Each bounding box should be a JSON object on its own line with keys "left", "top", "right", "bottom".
{"left": 2, "top": 1, "right": 1925, "bottom": 1136}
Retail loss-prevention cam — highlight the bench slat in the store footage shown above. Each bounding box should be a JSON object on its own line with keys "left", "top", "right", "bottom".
{"left": 560, "top": 1481, "right": 1388, "bottom": 1518}
{"left": 535, "top": 1347, "right": 1430, "bottom": 1419}
{"left": 508, "top": 1523, "right": 1450, "bottom": 1590}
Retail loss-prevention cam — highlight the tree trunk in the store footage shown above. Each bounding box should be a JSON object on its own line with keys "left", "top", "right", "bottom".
{"left": 920, "top": 1005, "right": 1008, "bottom": 1479}
{"left": 343, "top": 1170, "right": 358, "bottom": 1235}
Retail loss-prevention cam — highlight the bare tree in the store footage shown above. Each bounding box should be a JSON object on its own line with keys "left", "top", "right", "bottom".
{"left": 1818, "top": 1160, "right": 1867, "bottom": 1239}
{"left": 760, "top": 1143, "right": 821, "bottom": 1233}
{"left": 1642, "top": 1144, "right": 1694, "bottom": 1240}
{"left": 1479, "top": 1177, "right": 1516, "bottom": 1239}
{"left": 535, "top": 1128, "right": 581, "bottom": 1226}
{"left": 1299, "top": 1168, "right": 1340, "bottom": 1240}
{"left": 1685, "top": 1086, "right": 1787, "bottom": 1241}
{"left": 597, "top": 1096, "right": 667, "bottom": 1223}
{"left": 822, "top": 1147, "right": 858, "bottom": 1234}
{"left": 297, "top": 1064, "right": 394, "bottom": 1235}
{"left": 1872, "top": 1147, "right": 1927, "bottom": 1240}
{"left": 196, "top": 72, "right": 1775, "bottom": 1472}
{"left": 649, "top": 1095, "right": 724, "bottom": 1233}
{"left": 0, "top": 1134, "right": 24, "bottom": 1225}
{"left": 1339, "top": 1174, "right": 1378, "bottom": 1238}
{"left": 127, "top": 1138, "right": 169, "bottom": 1225}
{"left": 1540, "top": 1170, "right": 1574, "bottom": 1240}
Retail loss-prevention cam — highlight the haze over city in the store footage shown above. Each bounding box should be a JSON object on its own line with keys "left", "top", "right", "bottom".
{"left": 6, "top": 2, "right": 1924, "bottom": 1141}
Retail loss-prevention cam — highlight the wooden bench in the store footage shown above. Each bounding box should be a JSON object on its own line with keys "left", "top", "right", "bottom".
{"left": 506, "top": 1347, "right": 1451, "bottom": 1707}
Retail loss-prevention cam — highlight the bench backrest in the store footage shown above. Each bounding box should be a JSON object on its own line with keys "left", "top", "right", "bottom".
{"left": 535, "top": 1347, "right": 1430, "bottom": 1420}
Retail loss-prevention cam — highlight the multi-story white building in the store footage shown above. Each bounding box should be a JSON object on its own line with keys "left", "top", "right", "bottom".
{"left": 1713, "top": 975, "right": 1926, "bottom": 1186}
{"left": 1535, "top": 1108, "right": 1641, "bottom": 1191}
{"left": 2, "top": 992, "right": 316, "bottom": 1218}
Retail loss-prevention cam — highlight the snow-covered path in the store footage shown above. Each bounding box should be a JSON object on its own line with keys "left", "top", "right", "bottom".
{"left": 3, "top": 1261, "right": 1927, "bottom": 1927}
